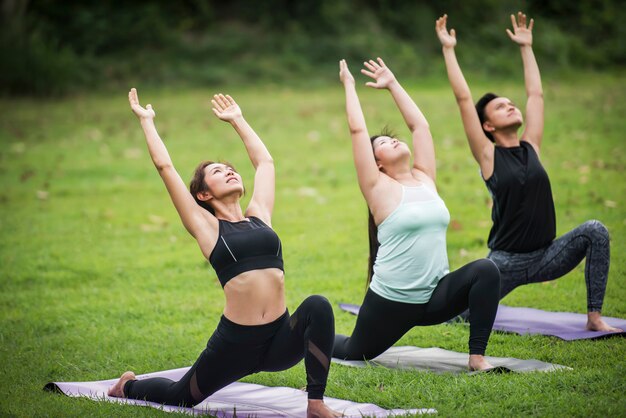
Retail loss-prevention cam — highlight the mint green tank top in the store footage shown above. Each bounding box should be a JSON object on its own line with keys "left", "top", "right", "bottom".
{"left": 369, "top": 184, "right": 450, "bottom": 303}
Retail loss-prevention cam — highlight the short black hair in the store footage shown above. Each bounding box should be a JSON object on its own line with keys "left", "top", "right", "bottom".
{"left": 475, "top": 93, "right": 499, "bottom": 142}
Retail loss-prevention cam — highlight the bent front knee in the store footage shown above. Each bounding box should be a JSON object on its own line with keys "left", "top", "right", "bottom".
{"left": 302, "top": 295, "right": 334, "bottom": 321}
{"left": 584, "top": 220, "right": 609, "bottom": 242}
{"left": 473, "top": 258, "right": 501, "bottom": 286}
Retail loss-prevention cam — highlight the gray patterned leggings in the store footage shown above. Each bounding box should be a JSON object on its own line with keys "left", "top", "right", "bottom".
{"left": 488, "top": 220, "right": 610, "bottom": 312}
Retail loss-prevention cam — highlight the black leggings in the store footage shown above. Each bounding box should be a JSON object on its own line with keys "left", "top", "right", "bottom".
{"left": 333, "top": 259, "right": 500, "bottom": 359}
{"left": 124, "top": 295, "right": 334, "bottom": 406}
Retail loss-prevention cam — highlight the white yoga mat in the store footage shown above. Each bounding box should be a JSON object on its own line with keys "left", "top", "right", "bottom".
{"left": 45, "top": 366, "right": 435, "bottom": 417}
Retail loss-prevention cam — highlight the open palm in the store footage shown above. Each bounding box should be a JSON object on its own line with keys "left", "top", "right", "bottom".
{"left": 362, "top": 58, "right": 396, "bottom": 89}
{"left": 507, "top": 12, "right": 534, "bottom": 46}
{"left": 211, "top": 94, "right": 242, "bottom": 122}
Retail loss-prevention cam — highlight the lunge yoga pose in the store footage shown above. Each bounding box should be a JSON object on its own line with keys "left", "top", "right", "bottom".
{"left": 108, "top": 89, "right": 340, "bottom": 417}
{"left": 436, "top": 12, "right": 621, "bottom": 332}
{"left": 333, "top": 58, "right": 501, "bottom": 370}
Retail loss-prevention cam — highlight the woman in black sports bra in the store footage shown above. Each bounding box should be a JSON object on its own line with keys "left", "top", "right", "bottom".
{"left": 436, "top": 12, "right": 621, "bottom": 332}
{"left": 107, "top": 89, "right": 339, "bottom": 417}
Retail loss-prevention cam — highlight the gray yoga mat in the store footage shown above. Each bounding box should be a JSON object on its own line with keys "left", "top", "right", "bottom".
{"left": 44, "top": 366, "right": 435, "bottom": 416}
{"left": 338, "top": 303, "right": 626, "bottom": 341}
{"left": 332, "top": 346, "right": 570, "bottom": 373}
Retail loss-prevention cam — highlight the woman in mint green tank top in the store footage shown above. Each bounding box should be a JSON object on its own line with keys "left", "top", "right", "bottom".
{"left": 333, "top": 58, "right": 501, "bottom": 371}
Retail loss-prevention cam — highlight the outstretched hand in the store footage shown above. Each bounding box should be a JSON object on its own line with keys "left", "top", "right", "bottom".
{"left": 507, "top": 11, "right": 534, "bottom": 46}
{"left": 435, "top": 14, "right": 457, "bottom": 48}
{"left": 211, "top": 94, "right": 242, "bottom": 122}
{"left": 339, "top": 59, "right": 355, "bottom": 85}
{"left": 362, "top": 57, "right": 396, "bottom": 89}
{"left": 128, "top": 88, "right": 155, "bottom": 120}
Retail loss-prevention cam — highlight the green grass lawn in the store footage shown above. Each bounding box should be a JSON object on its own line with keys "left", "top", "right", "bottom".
{"left": 1, "top": 72, "right": 625, "bottom": 417}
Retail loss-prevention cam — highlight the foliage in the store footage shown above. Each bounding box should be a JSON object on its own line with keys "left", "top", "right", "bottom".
{"left": 1, "top": 0, "right": 625, "bottom": 95}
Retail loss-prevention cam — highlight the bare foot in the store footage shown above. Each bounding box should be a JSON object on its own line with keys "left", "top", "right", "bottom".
{"left": 107, "top": 371, "right": 136, "bottom": 398}
{"left": 586, "top": 312, "right": 623, "bottom": 332}
{"left": 468, "top": 354, "right": 494, "bottom": 371}
{"left": 307, "top": 399, "right": 344, "bottom": 418}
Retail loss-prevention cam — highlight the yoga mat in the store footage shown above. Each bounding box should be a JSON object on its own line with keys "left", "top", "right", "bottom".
{"left": 338, "top": 303, "right": 626, "bottom": 340}
{"left": 332, "top": 346, "right": 570, "bottom": 373}
{"left": 492, "top": 305, "right": 626, "bottom": 340}
{"left": 339, "top": 303, "right": 361, "bottom": 316}
{"left": 45, "top": 366, "right": 435, "bottom": 417}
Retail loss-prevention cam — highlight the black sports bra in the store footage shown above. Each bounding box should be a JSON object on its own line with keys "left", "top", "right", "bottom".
{"left": 208, "top": 216, "right": 284, "bottom": 287}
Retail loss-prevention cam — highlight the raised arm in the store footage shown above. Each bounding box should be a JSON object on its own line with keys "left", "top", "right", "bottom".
{"left": 339, "top": 59, "right": 381, "bottom": 197}
{"left": 507, "top": 12, "right": 544, "bottom": 151}
{"left": 211, "top": 94, "right": 274, "bottom": 225}
{"left": 128, "top": 88, "right": 214, "bottom": 240}
{"left": 436, "top": 15, "right": 494, "bottom": 177}
{"left": 362, "top": 57, "right": 436, "bottom": 182}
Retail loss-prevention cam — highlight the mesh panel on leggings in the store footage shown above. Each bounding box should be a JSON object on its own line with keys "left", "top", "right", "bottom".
{"left": 190, "top": 371, "right": 203, "bottom": 403}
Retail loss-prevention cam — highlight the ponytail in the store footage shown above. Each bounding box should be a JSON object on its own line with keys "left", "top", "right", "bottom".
{"left": 366, "top": 209, "right": 380, "bottom": 290}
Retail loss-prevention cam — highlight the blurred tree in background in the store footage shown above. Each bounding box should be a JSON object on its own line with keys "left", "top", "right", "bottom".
{"left": 1, "top": 0, "right": 624, "bottom": 95}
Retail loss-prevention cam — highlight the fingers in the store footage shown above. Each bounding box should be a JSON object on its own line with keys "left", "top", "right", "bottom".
{"left": 365, "top": 82, "right": 376, "bottom": 88}
{"left": 128, "top": 87, "right": 138, "bottom": 105}
{"left": 505, "top": 28, "right": 514, "bottom": 40}
{"left": 339, "top": 59, "right": 349, "bottom": 74}
{"left": 365, "top": 59, "right": 381, "bottom": 71}
{"left": 514, "top": 11, "right": 532, "bottom": 29}
{"left": 215, "top": 93, "right": 229, "bottom": 109}
{"left": 225, "top": 94, "right": 235, "bottom": 106}
{"left": 436, "top": 14, "right": 453, "bottom": 40}
{"left": 339, "top": 59, "right": 356, "bottom": 84}
{"left": 510, "top": 13, "right": 518, "bottom": 30}
{"left": 361, "top": 68, "right": 376, "bottom": 79}
{"left": 377, "top": 57, "right": 386, "bottom": 67}
{"left": 435, "top": 14, "right": 447, "bottom": 31}
{"left": 210, "top": 97, "right": 221, "bottom": 113}
{"left": 212, "top": 94, "right": 231, "bottom": 112}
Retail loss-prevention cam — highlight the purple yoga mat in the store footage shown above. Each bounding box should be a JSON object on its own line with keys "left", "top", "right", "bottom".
{"left": 45, "top": 366, "right": 435, "bottom": 416}
{"left": 338, "top": 303, "right": 626, "bottom": 341}
{"left": 492, "top": 305, "right": 626, "bottom": 340}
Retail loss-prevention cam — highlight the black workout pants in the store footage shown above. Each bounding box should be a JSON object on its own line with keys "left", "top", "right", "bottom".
{"left": 124, "top": 295, "right": 334, "bottom": 406}
{"left": 333, "top": 259, "right": 500, "bottom": 359}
